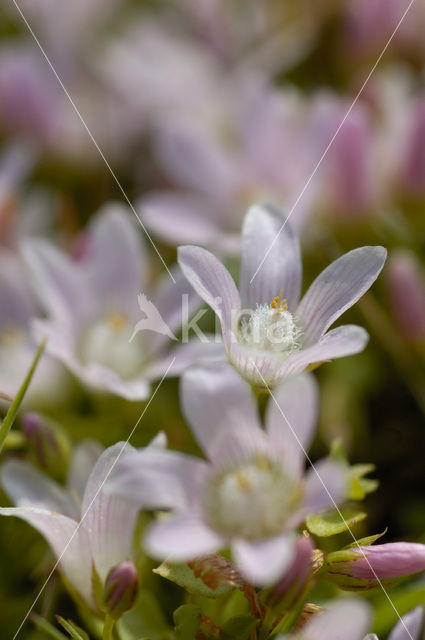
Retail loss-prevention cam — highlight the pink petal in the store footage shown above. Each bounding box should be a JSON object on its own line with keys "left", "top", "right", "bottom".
{"left": 144, "top": 339, "right": 225, "bottom": 381}
{"left": 178, "top": 245, "right": 240, "bottom": 340}
{"left": 144, "top": 514, "right": 223, "bottom": 562}
{"left": 67, "top": 439, "right": 104, "bottom": 502}
{"left": 2, "top": 459, "right": 78, "bottom": 519}
{"left": 0, "top": 506, "right": 93, "bottom": 607}
{"left": 138, "top": 191, "right": 222, "bottom": 247}
{"left": 21, "top": 239, "right": 93, "bottom": 328}
{"left": 389, "top": 607, "right": 424, "bottom": 640}
{"left": 239, "top": 203, "right": 302, "bottom": 311}
{"left": 277, "top": 325, "right": 369, "bottom": 379}
{"left": 296, "top": 246, "right": 387, "bottom": 345}
{"left": 232, "top": 534, "right": 295, "bottom": 586}
{"left": 181, "top": 361, "right": 261, "bottom": 462}
{"left": 107, "top": 448, "right": 209, "bottom": 512}
{"left": 305, "top": 599, "right": 371, "bottom": 640}
{"left": 81, "top": 443, "right": 140, "bottom": 583}
{"left": 83, "top": 204, "right": 146, "bottom": 318}
{"left": 265, "top": 373, "right": 319, "bottom": 476}
{"left": 227, "top": 342, "right": 285, "bottom": 387}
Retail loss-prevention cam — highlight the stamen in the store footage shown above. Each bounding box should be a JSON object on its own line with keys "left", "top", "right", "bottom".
{"left": 270, "top": 290, "right": 288, "bottom": 312}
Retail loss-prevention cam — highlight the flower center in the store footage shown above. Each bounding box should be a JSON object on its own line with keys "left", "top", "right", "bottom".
{"left": 237, "top": 294, "right": 303, "bottom": 356}
{"left": 204, "top": 456, "right": 301, "bottom": 541}
{"left": 79, "top": 314, "right": 143, "bottom": 379}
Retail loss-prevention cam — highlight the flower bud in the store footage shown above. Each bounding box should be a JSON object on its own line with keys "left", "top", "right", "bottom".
{"left": 387, "top": 250, "right": 425, "bottom": 343}
{"left": 325, "top": 542, "right": 425, "bottom": 590}
{"left": 102, "top": 561, "right": 139, "bottom": 620}
{"left": 21, "top": 412, "right": 70, "bottom": 480}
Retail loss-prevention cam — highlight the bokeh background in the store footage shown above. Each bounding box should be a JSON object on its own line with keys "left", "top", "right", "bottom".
{"left": 1, "top": 0, "right": 425, "bottom": 637}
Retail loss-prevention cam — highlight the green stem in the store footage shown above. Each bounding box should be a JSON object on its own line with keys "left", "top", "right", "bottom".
{"left": 103, "top": 615, "right": 115, "bottom": 640}
{"left": 0, "top": 338, "right": 47, "bottom": 454}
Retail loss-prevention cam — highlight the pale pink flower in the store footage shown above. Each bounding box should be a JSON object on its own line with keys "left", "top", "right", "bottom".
{"left": 0, "top": 437, "right": 162, "bottom": 610}
{"left": 108, "top": 362, "right": 345, "bottom": 586}
{"left": 22, "top": 204, "right": 214, "bottom": 401}
{"left": 387, "top": 607, "right": 424, "bottom": 640}
{"left": 178, "top": 203, "right": 386, "bottom": 387}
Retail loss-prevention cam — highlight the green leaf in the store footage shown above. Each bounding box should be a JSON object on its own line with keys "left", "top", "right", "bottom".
{"left": 306, "top": 509, "right": 367, "bottom": 537}
{"left": 348, "top": 464, "right": 378, "bottom": 500}
{"left": 345, "top": 529, "right": 387, "bottom": 548}
{"left": 56, "top": 616, "right": 90, "bottom": 640}
{"left": 154, "top": 558, "right": 238, "bottom": 598}
{"left": 173, "top": 604, "right": 202, "bottom": 640}
{"left": 0, "top": 338, "right": 46, "bottom": 454}
{"left": 218, "top": 616, "right": 258, "bottom": 640}
{"left": 30, "top": 613, "right": 68, "bottom": 640}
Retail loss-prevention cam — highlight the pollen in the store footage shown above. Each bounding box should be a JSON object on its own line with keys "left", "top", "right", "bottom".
{"left": 270, "top": 291, "right": 288, "bottom": 312}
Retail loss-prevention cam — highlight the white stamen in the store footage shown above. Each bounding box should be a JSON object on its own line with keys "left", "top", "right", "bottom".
{"left": 238, "top": 304, "right": 303, "bottom": 356}
{"left": 79, "top": 315, "right": 143, "bottom": 379}
{"left": 205, "top": 456, "right": 301, "bottom": 540}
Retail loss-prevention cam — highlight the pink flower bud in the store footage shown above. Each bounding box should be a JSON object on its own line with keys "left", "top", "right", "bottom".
{"left": 102, "top": 561, "right": 139, "bottom": 620}
{"left": 326, "top": 542, "right": 425, "bottom": 590}
{"left": 21, "top": 413, "right": 70, "bottom": 479}
{"left": 387, "top": 250, "right": 425, "bottom": 342}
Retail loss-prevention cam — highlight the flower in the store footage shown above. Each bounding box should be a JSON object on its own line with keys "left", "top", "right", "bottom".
{"left": 325, "top": 541, "right": 425, "bottom": 590}
{"left": 178, "top": 203, "right": 387, "bottom": 387}
{"left": 22, "top": 203, "right": 216, "bottom": 401}
{"left": 0, "top": 248, "right": 69, "bottom": 406}
{"left": 139, "top": 85, "right": 317, "bottom": 253}
{"left": 0, "top": 436, "right": 163, "bottom": 610}
{"left": 108, "top": 361, "right": 345, "bottom": 586}
{"left": 102, "top": 561, "right": 139, "bottom": 620}
{"left": 278, "top": 599, "right": 371, "bottom": 640}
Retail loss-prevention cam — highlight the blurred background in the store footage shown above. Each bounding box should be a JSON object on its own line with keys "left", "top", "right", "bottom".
{"left": 1, "top": 0, "right": 425, "bottom": 637}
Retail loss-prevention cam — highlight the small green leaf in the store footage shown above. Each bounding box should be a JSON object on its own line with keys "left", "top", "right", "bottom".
{"left": 0, "top": 338, "right": 46, "bottom": 454}
{"left": 218, "top": 616, "right": 258, "bottom": 640}
{"left": 348, "top": 464, "right": 378, "bottom": 500}
{"left": 173, "top": 604, "right": 202, "bottom": 640}
{"left": 306, "top": 509, "right": 367, "bottom": 537}
{"left": 154, "top": 559, "right": 237, "bottom": 598}
{"left": 118, "top": 590, "right": 171, "bottom": 640}
{"left": 30, "top": 613, "right": 67, "bottom": 640}
{"left": 345, "top": 529, "right": 387, "bottom": 548}
{"left": 56, "top": 616, "right": 89, "bottom": 640}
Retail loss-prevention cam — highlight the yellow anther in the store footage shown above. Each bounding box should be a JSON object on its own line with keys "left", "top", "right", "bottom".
{"left": 235, "top": 472, "right": 251, "bottom": 492}
{"left": 107, "top": 313, "right": 127, "bottom": 331}
{"left": 270, "top": 291, "right": 288, "bottom": 311}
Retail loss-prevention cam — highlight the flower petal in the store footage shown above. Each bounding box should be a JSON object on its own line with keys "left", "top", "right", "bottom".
{"left": 67, "top": 439, "right": 104, "bottom": 504}
{"left": 144, "top": 514, "right": 223, "bottom": 562}
{"left": 81, "top": 442, "right": 140, "bottom": 582}
{"left": 181, "top": 361, "right": 260, "bottom": 462}
{"left": 21, "top": 239, "right": 93, "bottom": 328}
{"left": 0, "top": 506, "right": 93, "bottom": 607}
{"left": 304, "top": 599, "right": 371, "bottom": 640}
{"left": 144, "top": 339, "right": 225, "bottom": 381}
{"left": 265, "top": 373, "right": 319, "bottom": 476}
{"left": 178, "top": 245, "right": 240, "bottom": 339}
{"left": 277, "top": 325, "right": 369, "bottom": 379}
{"left": 83, "top": 204, "right": 146, "bottom": 318}
{"left": 296, "top": 246, "right": 387, "bottom": 345}
{"left": 107, "top": 448, "right": 209, "bottom": 512}
{"left": 1, "top": 459, "right": 78, "bottom": 519}
{"left": 389, "top": 607, "right": 424, "bottom": 640}
{"left": 301, "top": 460, "right": 346, "bottom": 518}
{"left": 139, "top": 191, "right": 222, "bottom": 247}
{"left": 239, "top": 203, "right": 302, "bottom": 311}
{"left": 232, "top": 534, "right": 295, "bottom": 586}
{"left": 227, "top": 342, "right": 286, "bottom": 388}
